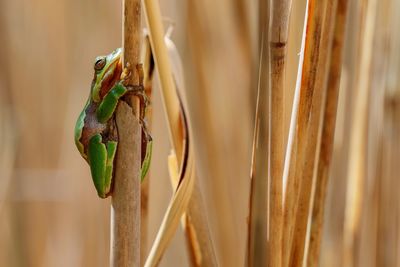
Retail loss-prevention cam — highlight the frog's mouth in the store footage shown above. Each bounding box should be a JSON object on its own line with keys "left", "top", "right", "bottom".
{"left": 98, "top": 59, "right": 123, "bottom": 100}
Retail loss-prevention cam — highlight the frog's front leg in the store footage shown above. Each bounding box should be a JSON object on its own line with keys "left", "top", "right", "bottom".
{"left": 96, "top": 83, "right": 128, "bottom": 123}
{"left": 96, "top": 66, "right": 147, "bottom": 123}
{"left": 88, "top": 133, "right": 118, "bottom": 198}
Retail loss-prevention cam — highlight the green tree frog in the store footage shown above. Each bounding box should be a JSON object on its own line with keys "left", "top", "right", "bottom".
{"left": 74, "top": 48, "right": 152, "bottom": 198}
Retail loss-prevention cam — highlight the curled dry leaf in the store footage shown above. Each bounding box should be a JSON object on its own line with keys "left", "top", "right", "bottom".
{"left": 145, "top": 102, "right": 195, "bottom": 267}
{"left": 143, "top": 32, "right": 196, "bottom": 266}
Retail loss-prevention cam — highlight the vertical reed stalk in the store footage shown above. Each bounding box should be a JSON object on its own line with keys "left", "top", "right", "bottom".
{"left": 307, "top": 0, "right": 349, "bottom": 265}
{"left": 268, "top": 1, "right": 292, "bottom": 266}
{"left": 110, "top": 1, "right": 142, "bottom": 266}
{"left": 282, "top": 4, "right": 308, "bottom": 265}
{"left": 289, "top": 1, "right": 337, "bottom": 266}
{"left": 283, "top": 0, "right": 337, "bottom": 266}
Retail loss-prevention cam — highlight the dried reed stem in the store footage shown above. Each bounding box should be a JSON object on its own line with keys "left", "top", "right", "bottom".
{"left": 282, "top": 5, "right": 308, "bottom": 265}
{"left": 289, "top": 1, "right": 337, "bottom": 265}
{"left": 111, "top": 103, "right": 142, "bottom": 267}
{"left": 343, "top": 0, "right": 377, "bottom": 265}
{"left": 307, "top": 0, "right": 349, "bottom": 265}
{"left": 283, "top": 0, "right": 337, "bottom": 266}
{"left": 110, "top": 1, "right": 142, "bottom": 266}
{"left": 268, "top": 1, "right": 292, "bottom": 266}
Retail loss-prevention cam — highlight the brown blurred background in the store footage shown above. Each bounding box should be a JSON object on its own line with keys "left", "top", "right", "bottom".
{"left": 0, "top": 0, "right": 258, "bottom": 266}
{"left": 1, "top": 0, "right": 399, "bottom": 266}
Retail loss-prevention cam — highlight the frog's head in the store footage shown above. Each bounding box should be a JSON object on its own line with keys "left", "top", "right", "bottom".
{"left": 91, "top": 48, "right": 123, "bottom": 103}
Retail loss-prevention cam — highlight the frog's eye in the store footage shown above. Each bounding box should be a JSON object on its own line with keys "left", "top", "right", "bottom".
{"left": 94, "top": 57, "right": 106, "bottom": 71}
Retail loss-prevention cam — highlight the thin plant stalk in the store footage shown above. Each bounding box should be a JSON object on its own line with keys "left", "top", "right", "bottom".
{"left": 268, "top": 1, "right": 292, "bottom": 266}
{"left": 282, "top": 4, "right": 308, "bottom": 265}
{"left": 306, "top": 0, "right": 349, "bottom": 265}
{"left": 282, "top": 0, "right": 337, "bottom": 266}
{"left": 289, "top": 1, "right": 338, "bottom": 265}
{"left": 109, "top": 0, "right": 142, "bottom": 266}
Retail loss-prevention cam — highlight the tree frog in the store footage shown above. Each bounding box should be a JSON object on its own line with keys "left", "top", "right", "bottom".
{"left": 74, "top": 48, "right": 152, "bottom": 198}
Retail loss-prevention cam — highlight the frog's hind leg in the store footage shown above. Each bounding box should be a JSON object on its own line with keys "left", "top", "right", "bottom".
{"left": 88, "top": 134, "right": 117, "bottom": 198}
{"left": 104, "top": 140, "right": 117, "bottom": 196}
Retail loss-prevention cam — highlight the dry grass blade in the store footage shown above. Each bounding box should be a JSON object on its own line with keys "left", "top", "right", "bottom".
{"left": 142, "top": 0, "right": 191, "bottom": 262}
{"left": 306, "top": 0, "right": 349, "bottom": 266}
{"left": 110, "top": 0, "right": 142, "bottom": 266}
{"left": 144, "top": 119, "right": 194, "bottom": 266}
{"left": 141, "top": 33, "right": 196, "bottom": 267}
{"left": 142, "top": 0, "right": 215, "bottom": 266}
{"left": 165, "top": 35, "right": 217, "bottom": 266}
{"left": 343, "top": 0, "right": 378, "bottom": 265}
{"left": 142, "top": 0, "right": 183, "bottom": 160}
{"left": 268, "top": 1, "right": 293, "bottom": 266}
